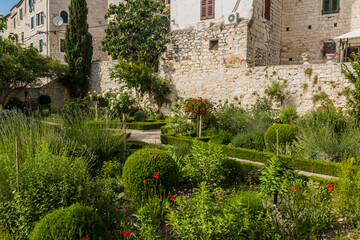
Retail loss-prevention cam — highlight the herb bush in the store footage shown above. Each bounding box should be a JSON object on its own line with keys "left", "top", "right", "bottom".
{"left": 214, "top": 101, "right": 251, "bottom": 133}
{"left": 230, "top": 129, "right": 265, "bottom": 151}
{"left": 30, "top": 203, "right": 109, "bottom": 240}
{"left": 134, "top": 110, "right": 148, "bottom": 121}
{"left": 184, "top": 140, "right": 228, "bottom": 186}
{"left": 167, "top": 182, "right": 268, "bottom": 239}
{"left": 122, "top": 148, "right": 180, "bottom": 200}
{"left": 295, "top": 107, "right": 360, "bottom": 161}
{"left": 264, "top": 124, "right": 297, "bottom": 150}
{"left": 279, "top": 105, "right": 298, "bottom": 124}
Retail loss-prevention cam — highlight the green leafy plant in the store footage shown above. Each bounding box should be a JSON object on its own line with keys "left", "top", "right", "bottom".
{"left": 30, "top": 203, "right": 109, "bottom": 240}
{"left": 230, "top": 129, "right": 265, "bottom": 151}
{"left": 279, "top": 105, "right": 298, "bottom": 124}
{"left": 122, "top": 148, "right": 180, "bottom": 201}
{"left": 265, "top": 80, "right": 288, "bottom": 104}
{"left": 134, "top": 110, "right": 148, "bottom": 121}
{"left": 184, "top": 140, "right": 227, "bottom": 186}
{"left": 264, "top": 124, "right": 297, "bottom": 151}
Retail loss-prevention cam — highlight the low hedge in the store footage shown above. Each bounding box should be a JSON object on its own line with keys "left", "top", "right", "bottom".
{"left": 160, "top": 133, "right": 359, "bottom": 178}
{"left": 87, "top": 120, "right": 166, "bottom": 130}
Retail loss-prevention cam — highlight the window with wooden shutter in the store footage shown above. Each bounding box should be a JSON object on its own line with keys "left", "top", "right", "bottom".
{"left": 201, "top": 0, "right": 215, "bottom": 20}
{"left": 265, "top": 0, "right": 271, "bottom": 21}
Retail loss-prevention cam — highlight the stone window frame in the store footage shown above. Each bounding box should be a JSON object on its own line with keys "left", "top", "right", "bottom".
{"left": 322, "top": 0, "right": 340, "bottom": 14}
{"left": 200, "top": 0, "right": 215, "bottom": 21}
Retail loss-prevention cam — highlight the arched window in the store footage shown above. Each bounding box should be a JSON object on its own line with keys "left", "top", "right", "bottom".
{"left": 60, "top": 11, "right": 68, "bottom": 23}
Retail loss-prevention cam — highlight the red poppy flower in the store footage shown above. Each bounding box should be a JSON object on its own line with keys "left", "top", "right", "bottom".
{"left": 291, "top": 186, "right": 296, "bottom": 191}
{"left": 82, "top": 238, "right": 89, "bottom": 240}
{"left": 201, "top": 108, "right": 204, "bottom": 111}
{"left": 169, "top": 219, "right": 172, "bottom": 221}
{"left": 224, "top": 239, "right": 229, "bottom": 240}
{"left": 143, "top": 180, "right": 146, "bottom": 184}
{"left": 323, "top": 108, "right": 326, "bottom": 112}
{"left": 185, "top": 110, "right": 187, "bottom": 112}
{"left": 124, "top": 209, "right": 128, "bottom": 212}
{"left": 122, "top": 231, "right": 131, "bottom": 237}
{"left": 154, "top": 173, "right": 159, "bottom": 178}
{"left": 326, "top": 184, "right": 333, "bottom": 190}
{"left": 170, "top": 195, "right": 176, "bottom": 201}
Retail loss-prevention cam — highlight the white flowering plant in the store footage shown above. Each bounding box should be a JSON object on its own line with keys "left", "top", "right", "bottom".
{"left": 103, "top": 87, "right": 137, "bottom": 116}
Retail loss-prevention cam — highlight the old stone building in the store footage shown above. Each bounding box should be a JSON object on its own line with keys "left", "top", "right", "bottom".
{"left": 2, "top": 0, "right": 108, "bottom": 64}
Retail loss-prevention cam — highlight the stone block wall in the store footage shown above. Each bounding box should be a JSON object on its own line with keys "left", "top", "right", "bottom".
{"left": 281, "top": 0, "right": 360, "bottom": 65}
{"left": 247, "top": 0, "right": 282, "bottom": 66}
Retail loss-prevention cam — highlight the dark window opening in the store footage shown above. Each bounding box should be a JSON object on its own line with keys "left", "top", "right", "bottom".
{"left": 265, "top": 0, "right": 271, "bottom": 21}
{"left": 334, "top": 23, "right": 337, "bottom": 27}
{"left": 289, "top": 58, "right": 293, "bottom": 61}
{"left": 323, "top": 42, "right": 336, "bottom": 56}
{"left": 308, "top": 25, "right": 312, "bottom": 29}
{"left": 286, "top": 27, "right": 289, "bottom": 31}
{"left": 60, "top": 11, "right": 68, "bottom": 24}
{"left": 209, "top": 39, "right": 219, "bottom": 50}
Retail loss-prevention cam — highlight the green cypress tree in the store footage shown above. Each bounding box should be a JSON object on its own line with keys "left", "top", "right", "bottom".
{"left": 63, "top": 0, "right": 93, "bottom": 97}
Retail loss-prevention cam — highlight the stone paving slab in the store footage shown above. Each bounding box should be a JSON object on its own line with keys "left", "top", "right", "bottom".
{"left": 129, "top": 129, "right": 162, "bottom": 145}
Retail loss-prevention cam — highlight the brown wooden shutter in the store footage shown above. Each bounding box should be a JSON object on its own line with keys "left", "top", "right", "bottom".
{"left": 207, "top": 0, "right": 214, "bottom": 19}
{"left": 201, "top": 0, "right": 214, "bottom": 20}
{"left": 265, "top": 0, "right": 271, "bottom": 21}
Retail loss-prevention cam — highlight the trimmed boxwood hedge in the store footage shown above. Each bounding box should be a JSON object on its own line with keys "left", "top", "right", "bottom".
{"left": 87, "top": 120, "right": 166, "bottom": 130}
{"left": 160, "top": 132, "right": 359, "bottom": 178}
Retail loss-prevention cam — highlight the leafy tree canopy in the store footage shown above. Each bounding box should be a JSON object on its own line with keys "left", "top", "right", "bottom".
{"left": 0, "top": 16, "right": 67, "bottom": 104}
{"left": 102, "top": 0, "right": 170, "bottom": 69}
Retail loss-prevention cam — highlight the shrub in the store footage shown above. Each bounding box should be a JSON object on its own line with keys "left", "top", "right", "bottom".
{"left": 184, "top": 140, "right": 228, "bottom": 186}
{"left": 30, "top": 203, "right": 109, "bottom": 240}
{"left": 155, "top": 113, "right": 164, "bottom": 120}
{"left": 214, "top": 101, "right": 251, "bottom": 133}
{"left": 134, "top": 110, "right": 147, "bottom": 121}
{"left": 210, "top": 129, "right": 234, "bottom": 145}
{"left": 230, "top": 129, "right": 265, "bottom": 151}
{"left": 38, "top": 94, "right": 51, "bottom": 105}
{"left": 122, "top": 148, "right": 180, "bottom": 200}
{"left": 279, "top": 105, "right": 298, "bottom": 124}
{"left": 63, "top": 98, "right": 88, "bottom": 111}
{"left": 167, "top": 183, "right": 268, "bottom": 239}
{"left": 5, "top": 97, "right": 25, "bottom": 110}
{"left": 264, "top": 124, "right": 297, "bottom": 149}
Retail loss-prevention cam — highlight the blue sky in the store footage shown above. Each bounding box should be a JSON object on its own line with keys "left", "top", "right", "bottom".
{"left": 0, "top": 0, "right": 19, "bottom": 15}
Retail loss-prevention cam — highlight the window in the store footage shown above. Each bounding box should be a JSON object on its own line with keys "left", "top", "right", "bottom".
{"left": 21, "top": 32, "right": 24, "bottom": 43}
{"left": 209, "top": 40, "right": 219, "bottom": 50}
{"left": 39, "top": 39, "right": 43, "bottom": 53}
{"left": 60, "top": 11, "right": 68, "bottom": 24}
{"left": 265, "top": 0, "right": 271, "bottom": 21}
{"left": 13, "top": 18, "right": 16, "bottom": 28}
{"left": 30, "top": 42, "right": 33, "bottom": 47}
{"left": 36, "top": 12, "right": 44, "bottom": 26}
{"left": 322, "top": 0, "right": 339, "bottom": 14}
{"left": 60, "top": 39, "right": 65, "bottom": 52}
{"left": 323, "top": 42, "right": 336, "bottom": 56}
{"left": 31, "top": 16, "right": 34, "bottom": 29}
{"left": 200, "top": 0, "right": 214, "bottom": 20}
{"left": 20, "top": 9, "right": 23, "bottom": 20}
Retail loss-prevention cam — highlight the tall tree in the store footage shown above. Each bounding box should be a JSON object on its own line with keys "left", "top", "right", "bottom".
{"left": 63, "top": 0, "right": 93, "bottom": 97}
{"left": 102, "top": 0, "right": 170, "bottom": 69}
{"left": 0, "top": 16, "right": 67, "bottom": 105}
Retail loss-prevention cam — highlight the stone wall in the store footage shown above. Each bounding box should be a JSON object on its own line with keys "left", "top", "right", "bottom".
{"left": 281, "top": 0, "right": 360, "bottom": 65}
{"left": 247, "top": 0, "right": 282, "bottom": 66}
{"left": 90, "top": 58, "right": 352, "bottom": 116}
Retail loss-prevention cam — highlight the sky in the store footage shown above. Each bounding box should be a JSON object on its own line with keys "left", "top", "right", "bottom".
{"left": 0, "top": 0, "right": 19, "bottom": 15}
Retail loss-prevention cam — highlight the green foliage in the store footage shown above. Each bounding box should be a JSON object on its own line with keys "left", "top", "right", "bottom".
{"left": 155, "top": 113, "right": 164, "bottom": 120}
{"left": 265, "top": 80, "right": 288, "bottom": 104}
{"left": 335, "top": 156, "right": 360, "bottom": 225}
{"left": 208, "top": 128, "right": 234, "bottom": 145}
{"left": 230, "top": 129, "right": 265, "bottom": 151}
{"left": 168, "top": 142, "right": 191, "bottom": 171}
{"left": 295, "top": 107, "right": 360, "bottom": 161}
{"left": 5, "top": 96, "right": 24, "bottom": 110}
{"left": 103, "top": 87, "right": 137, "bottom": 116}
{"left": 63, "top": 98, "right": 88, "bottom": 111}
{"left": 0, "top": 35, "right": 66, "bottom": 104}
{"left": 63, "top": 0, "right": 93, "bottom": 97}
{"left": 341, "top": 52, "right": 360, "bottom": 119}
{"left": 279, "top": 105, "right": 298, "bottom": 124}
{"left": 122, "top": 148, "right": 180, "bottom": 200}
{"left": 151, "top": 77, "right": 172, "bottom": 111}
{"left": 214, "top": 101, "right": 251, "bottom": 133}
{"left": 101, "top": 160, "right": 123, "bottom": 179}
{"left": 305, "top": 68, "right": 313, "bottom": 78}
{"left": 30, "top": 203, "right": 109, "bottom": 240}
{"left": 134, "top": 110, "right": 148, "bottom": 121}
{"left": 264, "top": 124, "right": 297, "bottom": 149}
{"left": 313, "top": 92, "right": 333, "bottom": 107}
{"left": 38, "top": 94, "right": 51, "bottom": 105}
{"left": 167, "top": 183, "right": 268, "bottom": 239}
{"left": 103, "top": 0, "right": 170, "bottom": 69}
{"left": 184, "top": 141, "right": 227, "bottom": 186}
{"left": 264, "top": 180, "right": 336, "bottom": 239}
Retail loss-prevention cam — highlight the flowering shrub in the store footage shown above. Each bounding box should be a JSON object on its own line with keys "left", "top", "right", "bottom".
{"left": 167, "top": 182, "right": 267, "bottom": 239}
{"left": 88, "top": 90, "right": 102, "bottom": 101}
{"left": 103, "top": 87, "right": 137, "bottom": 116}
{"left": 184, "top": 97, "right": 214, "bottom": 116}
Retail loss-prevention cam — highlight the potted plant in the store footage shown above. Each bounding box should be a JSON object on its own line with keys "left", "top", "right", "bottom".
{"left": 302, "top": 52, "right": 310, "bottom": 64}
{"left": 325, "top": 51, "right": 339, "bottom": 63}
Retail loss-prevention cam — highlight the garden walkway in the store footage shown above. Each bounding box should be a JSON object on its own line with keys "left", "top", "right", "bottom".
{"left": 130, "top": 129, "right": 339, "bottom": 180}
